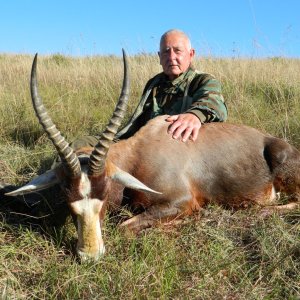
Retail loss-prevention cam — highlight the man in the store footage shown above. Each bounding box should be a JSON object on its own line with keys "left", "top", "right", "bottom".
{"left": 115, "top": 29, "right": 227, "bottom": 142}
{"left": 70, "top": 29, "right": 227, "bottom": 151}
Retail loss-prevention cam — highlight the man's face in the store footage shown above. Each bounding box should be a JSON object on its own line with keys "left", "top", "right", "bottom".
{"left": 159, "top": 33, "right": 195, "bottom": 80}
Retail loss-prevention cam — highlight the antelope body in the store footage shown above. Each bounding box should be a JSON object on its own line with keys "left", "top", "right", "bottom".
{"left": 7, "top": 51, "right": 300, "bottom": 261}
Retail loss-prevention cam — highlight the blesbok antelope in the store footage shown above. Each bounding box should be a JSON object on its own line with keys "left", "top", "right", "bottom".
{"left": 7, "top": 50, "right": 300, "bottom": 261}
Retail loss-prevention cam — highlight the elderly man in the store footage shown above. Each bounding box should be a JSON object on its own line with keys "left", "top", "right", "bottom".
{"left": 69, "top": 29, "right": 227, "bottom": 151}
{"left": 116, "top": 29, "right": 227, "bottom": 142}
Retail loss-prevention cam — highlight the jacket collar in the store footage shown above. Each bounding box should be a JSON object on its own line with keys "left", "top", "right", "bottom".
{"left": 159, "top": 67, "right": 195, "bottom": 94}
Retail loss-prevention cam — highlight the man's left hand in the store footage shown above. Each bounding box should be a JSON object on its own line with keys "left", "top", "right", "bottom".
{"left": 165, "top": 113, "right": 202, "bottom": 142}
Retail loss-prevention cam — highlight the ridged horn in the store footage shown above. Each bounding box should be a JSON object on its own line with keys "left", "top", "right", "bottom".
{"left": 31, "top": 54, "right": 81, "bottom": 177}
{"left": 88, "top": 49, "right": 130, "bottom": 175}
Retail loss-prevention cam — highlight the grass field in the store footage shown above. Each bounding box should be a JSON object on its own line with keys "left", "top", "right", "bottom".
{"left": 0, "top": 53, "right": 299, "bottom": 299}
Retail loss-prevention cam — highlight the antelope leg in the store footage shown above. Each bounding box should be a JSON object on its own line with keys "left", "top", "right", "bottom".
{"left": 119, "top": 205, "right": 184, "bottom": 234}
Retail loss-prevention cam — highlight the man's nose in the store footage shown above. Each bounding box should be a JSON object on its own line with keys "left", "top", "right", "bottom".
{"left": 168, "top": 48, "right": 176, "bottom": 60}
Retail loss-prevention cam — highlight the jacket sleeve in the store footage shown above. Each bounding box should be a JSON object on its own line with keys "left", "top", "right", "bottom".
{"left": 186, "top": 74, "right": 227, "bottom": 123}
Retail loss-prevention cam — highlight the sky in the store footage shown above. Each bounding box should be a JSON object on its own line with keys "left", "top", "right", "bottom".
{"left": 1, "top": 0, "right": 299, "bottom": 58}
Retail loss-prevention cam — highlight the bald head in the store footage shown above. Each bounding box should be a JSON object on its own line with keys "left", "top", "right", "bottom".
{"left": 158, "top": 29, "right": 195, "bottom": 80}
{"left": 160, "top": 29, "right": 192, "bottom": 51}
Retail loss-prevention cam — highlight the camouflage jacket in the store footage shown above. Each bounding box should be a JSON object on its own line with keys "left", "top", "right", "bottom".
{"left": 116, "top": 67, "right": 227, "bottom": 139}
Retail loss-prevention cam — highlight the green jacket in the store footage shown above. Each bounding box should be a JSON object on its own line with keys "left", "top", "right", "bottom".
{"left": 116, "top": 67, "right": 227, "bottom": 140}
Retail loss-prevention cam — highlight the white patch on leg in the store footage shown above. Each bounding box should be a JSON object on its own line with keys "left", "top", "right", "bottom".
{"left": 269, "top": 185, "right": 280, "bottom": 203}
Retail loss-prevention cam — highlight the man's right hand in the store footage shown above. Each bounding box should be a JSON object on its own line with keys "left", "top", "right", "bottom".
{"left": 165, "top": 113, "right": 202, "bottom": 142}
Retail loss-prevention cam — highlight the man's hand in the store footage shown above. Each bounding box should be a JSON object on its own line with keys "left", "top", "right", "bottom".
{"left": 166, "top": 113, "right": 202, "bottom": 142}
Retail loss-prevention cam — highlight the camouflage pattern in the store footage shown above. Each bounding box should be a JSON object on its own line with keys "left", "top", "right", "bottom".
{"left": 115, "top": 67, "right": 227, "bottom": 139}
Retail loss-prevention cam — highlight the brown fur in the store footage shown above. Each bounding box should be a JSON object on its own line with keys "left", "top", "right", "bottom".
{"left": 67, "top": 116, "right": 300, "bottom": 233}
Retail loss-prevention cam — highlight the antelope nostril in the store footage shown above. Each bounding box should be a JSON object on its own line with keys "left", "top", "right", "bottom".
{"left": 77, "top": 245, "right": 106, "bottom": 262}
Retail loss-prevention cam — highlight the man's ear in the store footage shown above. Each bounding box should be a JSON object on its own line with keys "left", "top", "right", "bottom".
{"left": 190, "top": 48, "right": 195, "bottom": 59}
{"left": 158, "top": 51, "right": 162, "bottom": 65}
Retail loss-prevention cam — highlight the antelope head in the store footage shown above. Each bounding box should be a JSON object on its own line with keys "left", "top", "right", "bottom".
{"left": 7, "top": 50, "right": 159, "bottom": 261}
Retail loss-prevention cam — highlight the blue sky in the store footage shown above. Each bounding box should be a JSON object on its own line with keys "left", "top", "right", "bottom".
{"left": 1, "top": 0, "right": 299, "bottom": 58}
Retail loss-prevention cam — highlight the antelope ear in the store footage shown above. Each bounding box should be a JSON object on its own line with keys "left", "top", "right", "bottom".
{"left": 5, "top": 169, "right": 60, "bottom": 196}
{"left": 108, "top": 163, "right": 162, "bottom": 195}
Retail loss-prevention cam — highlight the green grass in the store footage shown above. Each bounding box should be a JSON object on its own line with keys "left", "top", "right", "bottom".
{"left": 1, "top": 207, "right": 298, "bottom": 299}
{"left": 0, "top": 54, "right": 299, "bottom": 299}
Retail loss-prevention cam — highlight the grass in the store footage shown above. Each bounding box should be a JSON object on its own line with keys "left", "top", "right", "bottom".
{"left": 0, "top": 53, "right": 299, "bottom": 299}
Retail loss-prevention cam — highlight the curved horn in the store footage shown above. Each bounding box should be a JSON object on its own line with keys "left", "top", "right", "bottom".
{"left": 31, "top": 54, "right": 81, "bottom": 177}
{"left": 88, "top": 49, "right": 130, "bottom": 175}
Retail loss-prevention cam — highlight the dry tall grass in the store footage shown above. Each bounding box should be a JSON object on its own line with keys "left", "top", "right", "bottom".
{"left": 0, "top": 53, "right": 299, "bottom": 299}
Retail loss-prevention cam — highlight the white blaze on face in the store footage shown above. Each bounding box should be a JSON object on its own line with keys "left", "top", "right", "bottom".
{"left": 69, "top": 172, "right": 105, "bottom": 261}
